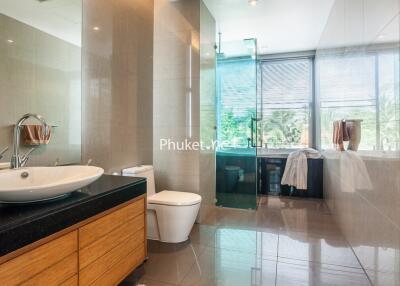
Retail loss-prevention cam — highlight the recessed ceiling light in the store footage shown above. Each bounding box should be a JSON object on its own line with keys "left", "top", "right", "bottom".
{"left": 378, "top": 34, "right": 385, "bottom": 39}
{"left": 7, "top": 39, "right": 14, "bottom": 44}
{"left": 248, "top": 0, "right": 257, "bottom": 6}
{"left": 93, "top": 26, "right": 100, "bottom": 31}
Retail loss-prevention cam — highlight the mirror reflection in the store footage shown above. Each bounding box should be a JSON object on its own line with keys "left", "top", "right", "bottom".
{"left": 0, "top": 0, "right": 82, "bottom": 166}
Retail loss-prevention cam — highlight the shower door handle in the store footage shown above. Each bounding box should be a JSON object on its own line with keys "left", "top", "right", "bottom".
{"left": 251, "top": 117, "right": 262, "bottom": 148}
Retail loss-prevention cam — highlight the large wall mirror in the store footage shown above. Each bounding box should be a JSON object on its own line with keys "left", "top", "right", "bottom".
{"left": 0, "top": 0, "right": 82, "bottom": 166}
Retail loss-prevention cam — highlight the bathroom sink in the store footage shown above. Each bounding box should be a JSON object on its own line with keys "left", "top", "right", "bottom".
{"left": 0, "top": 166, "right": 104, "bottom": 203}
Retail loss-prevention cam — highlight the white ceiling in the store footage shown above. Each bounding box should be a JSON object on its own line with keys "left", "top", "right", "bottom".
{"left": 203, "top": 0, "right": 335, "bottom": 55}
{"left": 0, "top": 0, "right": 82, "bottom": 46}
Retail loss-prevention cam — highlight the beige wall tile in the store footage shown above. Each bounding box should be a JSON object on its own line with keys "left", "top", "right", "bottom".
{"left": 82, "top": 0, "right": 154, "bottom": 173}
{"left": 153, "top": 0, "right": 216, "bottom": 221}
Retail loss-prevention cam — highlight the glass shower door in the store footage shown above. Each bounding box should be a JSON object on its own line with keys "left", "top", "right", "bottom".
{"left": 215, "top": 39, "right": 259, "bottom": 209}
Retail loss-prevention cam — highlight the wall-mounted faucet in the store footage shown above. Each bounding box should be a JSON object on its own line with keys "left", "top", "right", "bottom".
{"left": 0, "top": 146, "right": 9, "bottom": 160}
{"left": 11, "top": 114, "right": 49, "bottom": 169}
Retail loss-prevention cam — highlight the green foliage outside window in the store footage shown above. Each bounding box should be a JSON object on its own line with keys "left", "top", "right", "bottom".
{"left": 220, "top": 109, "right": 306, "bottom": 148}
{"left": 220, "top": 109, "right": 255, "bottom": 147}
{"left": 262, "top": 110, "right": 305, "bottom": 148}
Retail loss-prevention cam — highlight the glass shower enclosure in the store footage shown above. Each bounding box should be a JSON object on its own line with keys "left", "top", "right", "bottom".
{"left": 215, "top": 39, "right": 261, "bottom": 210}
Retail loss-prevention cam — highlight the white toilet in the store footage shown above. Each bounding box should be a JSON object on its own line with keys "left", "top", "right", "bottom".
{"left": 122, "top": 165, "right": 201, "bottom": 243}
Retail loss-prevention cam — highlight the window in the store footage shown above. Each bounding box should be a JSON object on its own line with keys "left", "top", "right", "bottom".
{"left": 216, "top": 47, "right": 399, "bottom": 151}
{"left": 317, "top": 48, "right": 400, "bottom": 151}
{"left": 378, "top": 52, "right": 400, "bottom": 150}
{"left": 260, "top": 58, "right": 313, "bottom": 148}
{"left": 317, "top": 54, "right": 376, "bottom": 150}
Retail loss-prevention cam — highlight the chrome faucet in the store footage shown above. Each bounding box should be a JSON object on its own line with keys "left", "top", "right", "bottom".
{"left": 0, "top": 146, "right": 9, "bottom": 160}
{"left": 11, "top": 114, "right": 49, "bottom": 169}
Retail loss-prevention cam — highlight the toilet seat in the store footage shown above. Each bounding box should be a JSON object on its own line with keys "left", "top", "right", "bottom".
{"left": 122, "top": 165, "right": 201, "bottom": 243}
{"left": 147, "top": 191, "right": 201, "bottom": 243}
{"left": 148, "top": 191, "right": 201, "bottom": 206}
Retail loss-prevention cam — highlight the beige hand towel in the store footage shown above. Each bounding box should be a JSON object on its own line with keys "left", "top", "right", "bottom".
{"left": 346, "top": 121, "right": 361, "bottom": 151}
{"left": 22, "top": 125, "right": 52, "bottom": 146}
{"left": 333, "top": 120, "right": 350, "bottom": 151}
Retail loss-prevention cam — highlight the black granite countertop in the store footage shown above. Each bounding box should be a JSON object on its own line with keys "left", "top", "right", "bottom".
{"left": 0, "top": 175, "right": 146, "bottom": 257}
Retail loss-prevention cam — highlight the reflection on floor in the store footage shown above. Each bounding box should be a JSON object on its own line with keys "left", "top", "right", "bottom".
{"left": 216, "top": 193, "right": 258, "bottom": 209}
{"left": 120, "top": 196, "right": 372, "bottom": 286}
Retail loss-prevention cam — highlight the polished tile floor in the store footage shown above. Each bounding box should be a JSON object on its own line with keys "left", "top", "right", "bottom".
{"left": 120, "top": 196, "right": 372, "bottom": 286}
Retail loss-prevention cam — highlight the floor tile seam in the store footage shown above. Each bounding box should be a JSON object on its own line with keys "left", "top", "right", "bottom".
{"left": 277, "top": 218, "right": 341, "bottom": 229}
{"left": 278, "top": 228, "right": 345, "bottom": 239}
{"left": 177, "top": 258, "right": 203, "bottom": 286}
{"left": 356, "top": 191, "right": 400, "bottom": 232}
{"left": 178, "top": 259, "right": 198, "bottom": 286}
{"left": 188, "top": 242, "right": 211, "bottom": 258}
{"left": 191, "top": 240, "right": 280, "bottom": 258}
{"left": 195, "top": 244, "right": 277, "bottom": 261}
{"left": 346, "top": 238, "right": 374, "bottom": 286}
{"left": 178, "top": 241, "right": 215, "bottom": 285}
{"left": 277, "top": 255, "right": 366, "bottom": 271}
{"left": 214, "top": 206, "right": 257, "bottom": 213}
{"left": 257, "top": 205, "right": 333, "bottom": 215}
{"left": 322, "top": 201, "right": 333, "bottom": 215}
{"left": 363, "top": 268, "right": 400, "bottom": 275}
{"left": 277, "top": 228, "right": 348, "bottom": 243}
{"left": 258, "top": 199, "right": 327, "bottom": 205}
{"left": 145, "top": 249, "right": 199, "bottom": 285}
{"left": 327, "top": 205, "right": 382, "bottom": 286}
{"left": 275, "top": 228, "right": 280, "bottom": 286}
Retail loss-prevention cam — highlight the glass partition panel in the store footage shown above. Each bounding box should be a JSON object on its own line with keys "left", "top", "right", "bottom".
{"left": 216, "top": 39, "right": 258, "bottom": 210}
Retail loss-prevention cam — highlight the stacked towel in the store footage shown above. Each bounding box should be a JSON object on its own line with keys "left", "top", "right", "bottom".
{"left": 333, "top": 120, "right": 347, "bottom": 151}
{"left": 281, "top": 148, "right": 321, "bottom": 190}
{"left": 333, "top": 120, "right": 362, "bottom": 151}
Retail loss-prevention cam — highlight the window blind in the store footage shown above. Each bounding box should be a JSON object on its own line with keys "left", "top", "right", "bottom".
{"left": 260, "top": 58, "right": 313, "bottom": 148}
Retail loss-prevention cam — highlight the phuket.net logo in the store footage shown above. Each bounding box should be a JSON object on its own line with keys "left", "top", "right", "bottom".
{"left": 159, "top": 139, "right": 238, "bottom": 151}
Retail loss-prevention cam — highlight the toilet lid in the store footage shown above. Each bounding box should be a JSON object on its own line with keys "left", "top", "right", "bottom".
{"left": 148, "top": 191, "right": 202, "bottom": 206}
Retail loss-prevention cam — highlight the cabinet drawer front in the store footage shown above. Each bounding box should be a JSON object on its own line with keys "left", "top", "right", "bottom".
{"left": 89, "top": 245, "right": 146, "bottom": 286}
{"left": 80, "top": 231, "right": 145, "bottom": 286}
{"left": 79, "top": 213, "right": 145, "bottom": 269}
{"left": 79, "top": 198, "right": 145, "bottom": 249}
{"left": 0, "top": 231, "right": 77, "bottom": 286}
{"left": 21, "top": 252, "right": 78, "bottom": 286}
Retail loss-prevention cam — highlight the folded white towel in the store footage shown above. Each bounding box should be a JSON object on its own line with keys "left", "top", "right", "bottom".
{"left": 281, "top": 148, "right": 321, "bottom": 190}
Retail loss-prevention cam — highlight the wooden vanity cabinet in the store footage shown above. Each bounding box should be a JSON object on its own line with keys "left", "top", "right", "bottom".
{"left": 78, "top": 197, "right": 146, "bottom": 286}
{"left": 0, "top": 196, "right": 146, "bottom": 286}
{"left": 0, "top": 230, "right": 78, "bottom": 286}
